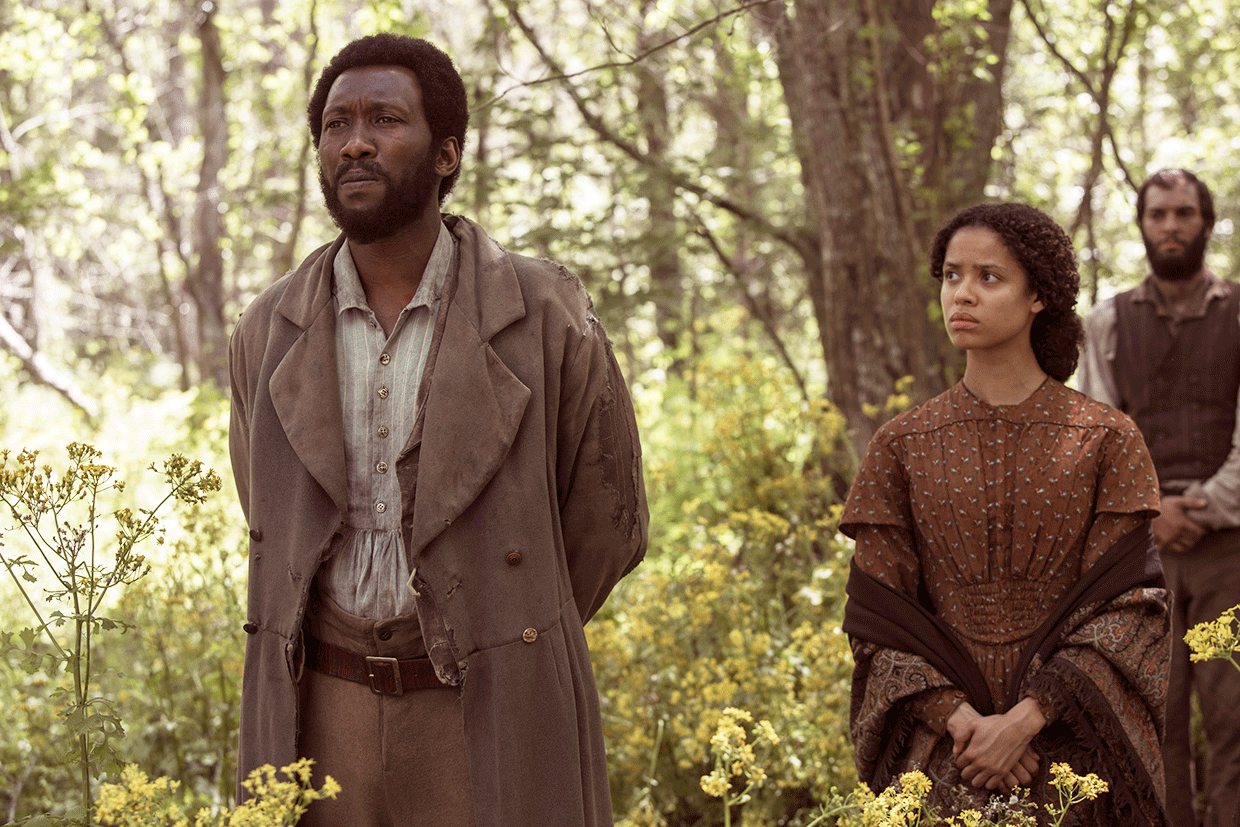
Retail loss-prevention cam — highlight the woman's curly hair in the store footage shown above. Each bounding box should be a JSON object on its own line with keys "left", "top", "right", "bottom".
{"left": 929, "top": 202, "right": 1083, "bottom": 382}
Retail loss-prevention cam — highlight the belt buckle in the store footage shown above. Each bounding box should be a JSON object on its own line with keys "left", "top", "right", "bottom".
{"left": 365, "top": 656, "right": 403, "bottom": 696}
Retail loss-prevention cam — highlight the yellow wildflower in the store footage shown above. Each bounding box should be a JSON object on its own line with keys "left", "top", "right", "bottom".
{"left": 1185, "top": 605, "right": 1240, "bottom": 667}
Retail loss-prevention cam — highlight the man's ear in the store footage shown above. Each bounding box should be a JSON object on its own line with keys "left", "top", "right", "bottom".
{"left": 436, "top": 136, "right": 461, "bottom": 179}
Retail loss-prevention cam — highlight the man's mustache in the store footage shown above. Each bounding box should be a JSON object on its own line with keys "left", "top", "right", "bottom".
{"left": 333, "top": 160, "right": 387, "bottom": 180}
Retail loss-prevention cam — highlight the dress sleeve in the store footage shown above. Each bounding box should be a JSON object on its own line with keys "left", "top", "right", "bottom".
{"left": 1020, "top": 579, "right": 1170, "bottom": 793}
{"left": 1022, "top": 510, "right": 1148, "bottom": 723}
{"left": 1021, "top": 420, "right": 1162, "bottom": 718}
{"left": 850, "top": 524, "right": 965, "bottom": 735}
{"left": 1094, "top": 418, "right": 1161, "bottom": 518}
{"left": 840, "top": 431, "right": 912, "bottom": 536}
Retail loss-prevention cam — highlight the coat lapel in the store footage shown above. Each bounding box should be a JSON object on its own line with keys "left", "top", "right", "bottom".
{"left": 268, "top": 239, "right": 349, "bottom": 515}
{"left": 406, "top": 217, "right": 530, "bottom": 557}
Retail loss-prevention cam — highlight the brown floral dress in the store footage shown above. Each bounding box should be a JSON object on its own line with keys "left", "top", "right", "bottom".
{"left": 841, "top": 379, "right": 1170, "bottom": 825}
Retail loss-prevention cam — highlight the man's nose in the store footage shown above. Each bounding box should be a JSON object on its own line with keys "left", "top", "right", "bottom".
{"left": 341, "top": 126, "right": 375, "bottom": 159}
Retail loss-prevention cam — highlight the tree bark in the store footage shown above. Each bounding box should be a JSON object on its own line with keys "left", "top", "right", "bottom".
{"left": 189, "top": 3, "right": 230, "bottom": 390}
{"left": 759, "top": 0, "right": 945, "bottom": 449}
{"left": 634, "top": 7, "right": 686, "bottom": 364}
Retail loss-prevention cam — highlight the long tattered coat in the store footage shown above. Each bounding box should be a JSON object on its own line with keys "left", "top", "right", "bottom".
{"left": 228, "top": 215, "right": 648, "bottom": 826}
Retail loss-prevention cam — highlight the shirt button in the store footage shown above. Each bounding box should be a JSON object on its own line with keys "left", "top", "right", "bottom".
{"left": 375, "top": 502, "right": 387, "bottom": 514}
{"left": 380, "top": 352, "right": 391, "bottom": 365}
{"left": 376, "top": 461, "right": 389, "bottom": 474}
{"left": 522, "top": 628, "right": 538, "bottom": 643}
{"left": 378, "top": 386, "right": 390, "bottom": 399}
{"left": 378, "top": 426, "right": 390, "bottom": 438}
{"left": 506, "top": 552, "right": 523, "bottom": 565}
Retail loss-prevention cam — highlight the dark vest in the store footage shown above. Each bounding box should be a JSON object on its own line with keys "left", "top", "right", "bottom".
{"left": 1113, "top": 279, "right": 1240, "bottom": 482}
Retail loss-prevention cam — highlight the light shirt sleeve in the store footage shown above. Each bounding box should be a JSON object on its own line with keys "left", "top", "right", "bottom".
{"left": 1078, "top": 297, "right": 1120, "bottom": 408}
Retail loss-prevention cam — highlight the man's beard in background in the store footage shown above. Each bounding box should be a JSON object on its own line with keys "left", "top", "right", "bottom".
{"left": 1143, "top": 226, "right": 1209, "bottom": 282}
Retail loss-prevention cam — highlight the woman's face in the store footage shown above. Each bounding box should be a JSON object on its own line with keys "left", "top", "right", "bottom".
{"left": 940, "top": 226, "right": 1044, "bottom": 358}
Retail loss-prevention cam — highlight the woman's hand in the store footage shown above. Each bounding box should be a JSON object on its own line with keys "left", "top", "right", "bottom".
{"left": 946, "top": 698, "right": 1046, "bottom": 792}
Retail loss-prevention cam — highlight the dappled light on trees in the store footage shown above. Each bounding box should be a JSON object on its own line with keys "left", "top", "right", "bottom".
{"left": 3, "top": 0, "right": 1240, "bottom": 823}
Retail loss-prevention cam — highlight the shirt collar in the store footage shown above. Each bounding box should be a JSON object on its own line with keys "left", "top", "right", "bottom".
{"left": 333, "top": 222, "right": 456, "bottom": 315}
{"left": 1133, "top": 269, "right": 1228, "bottom": 321}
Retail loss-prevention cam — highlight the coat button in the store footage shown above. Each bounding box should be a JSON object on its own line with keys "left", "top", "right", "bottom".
{"left": 243, "top": 623, "right": 258, "bottom": 635}
{"left": 378, "top": 628, "right": 393, "bottom": 641}
{"left": 522, "top": 627, "right": 538, "bottom": 643}
{"left": 249, "top": 528, "right": 263, "bottom": 541}
{"left": 506, "top": 551, "right": 523, "bottom": 565}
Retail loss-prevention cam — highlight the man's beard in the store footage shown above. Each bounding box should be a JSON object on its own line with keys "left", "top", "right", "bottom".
{"left": 319, "top": 154, "right": 440, "bottom": 245}
{"left": 1143, "top": 226, "right": 1209, "bottom": 282}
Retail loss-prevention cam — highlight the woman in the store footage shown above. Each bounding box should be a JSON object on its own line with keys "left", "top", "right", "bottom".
{"left": 840, "top": 203, "right": 1170, "bottom": 825}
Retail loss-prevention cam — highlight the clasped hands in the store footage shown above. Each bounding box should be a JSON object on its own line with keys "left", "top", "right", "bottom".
{"left": 945, "top": 697, "right": 1047, "bottom": 794}
{"left": 1153, "top": 494, "right": 1208, "bottom": 554}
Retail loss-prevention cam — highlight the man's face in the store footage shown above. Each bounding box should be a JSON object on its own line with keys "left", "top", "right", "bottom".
{"left": 1140, "top": 179, "right": 1211, "bottom": 282}
{"left": 317, "top": 65, "right": 443, "bottom": 244}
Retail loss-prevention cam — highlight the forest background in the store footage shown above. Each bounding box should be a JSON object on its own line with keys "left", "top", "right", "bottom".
{"left": 1, "top": 0, "right": 1235, "bottom": 824}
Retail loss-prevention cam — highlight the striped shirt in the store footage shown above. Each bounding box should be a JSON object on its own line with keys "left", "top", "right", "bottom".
{"left": 317, "top": 223, "right": 456, "bottom": 618}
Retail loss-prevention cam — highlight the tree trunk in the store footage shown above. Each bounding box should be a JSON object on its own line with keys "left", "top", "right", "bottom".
{"left": 757, "top": 0, "right": 1012, "bottom": 449}
{"left": 761, "top": 0, "right": 944, "bottom": 450}
{"left": 635, "top": 10, "right": 685, "bottom": 365}
{"left": 189, "top": 3, "right": 230, "bottom": 391}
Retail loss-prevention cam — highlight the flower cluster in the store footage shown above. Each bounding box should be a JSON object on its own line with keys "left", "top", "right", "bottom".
{"left": 866, "top": 771, "right": 933, "bottom": 827}
{"left": 1184, "top": 604, "right": 1240, "bottom": 673}
{"left": 1046, "top": 762, "right": 1108, "bottom": 827}
{"left": 699, "top": 707, "right": 781, "bottom": 804}
{"left": 96, "top": 760, "right": 340, "bottom": 827}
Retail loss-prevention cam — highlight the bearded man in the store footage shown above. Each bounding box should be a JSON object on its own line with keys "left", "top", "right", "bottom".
{"left": 1081, "top": 168, "right": 1240, "bottom": 827}
{"left": 228, "top": 34, "right": 648, "bottom": 827}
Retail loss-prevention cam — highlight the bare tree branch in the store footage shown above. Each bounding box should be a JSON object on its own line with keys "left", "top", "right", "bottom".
{"left": 0, "top": 308, "right": 98, "bottom": 423}
{"left": 692, "top": 216, "right": 809, "bottom": 401}
{"left": 1020, "top": 0, "right": 1139, "bottom": 189}
{"left": 498, "top": 0, "right": 816, "bottom": 263}
{"left": 477, "top": 0, "right": 780, "bottom": 107}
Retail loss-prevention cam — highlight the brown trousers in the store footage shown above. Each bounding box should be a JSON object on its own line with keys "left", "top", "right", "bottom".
{"left": 297, "top": 592, "right": 475, "bottom": 827}
{"left": 1162, "top": 529, "right": 1240, "bottom": 827}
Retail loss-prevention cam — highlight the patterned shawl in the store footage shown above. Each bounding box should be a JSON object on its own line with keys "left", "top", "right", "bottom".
{"left": 844, "top": 523, "right": 1170, "bottom": 826}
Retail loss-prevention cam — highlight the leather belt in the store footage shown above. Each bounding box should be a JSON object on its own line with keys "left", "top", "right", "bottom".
{"left": 305, "top": 634, "right": 442, "bottom": 696}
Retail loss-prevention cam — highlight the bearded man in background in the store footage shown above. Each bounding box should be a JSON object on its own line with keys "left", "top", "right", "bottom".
{"left": 1081, "top": 168, "right": 1240, "bottom": 827}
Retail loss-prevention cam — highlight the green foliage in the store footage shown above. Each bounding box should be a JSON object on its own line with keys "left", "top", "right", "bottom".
{"left": 102, "top": 496, "right": 246, "bottom": 807}
{"left": 0, "top": 443, "right": 222, "bottom": 825}
{"left": 591, "top": 350, "right": 857, "bottom": 826}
